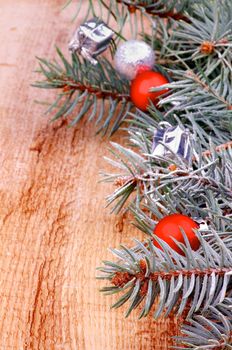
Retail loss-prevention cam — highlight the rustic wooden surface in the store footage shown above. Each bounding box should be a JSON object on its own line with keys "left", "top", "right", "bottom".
{"left": 0, "top": 1, "right": 179, "bottom": 349}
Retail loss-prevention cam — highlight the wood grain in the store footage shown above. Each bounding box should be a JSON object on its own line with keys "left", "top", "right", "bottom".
{"left": 0, "top": 1, "right": 179, "bottom": 349}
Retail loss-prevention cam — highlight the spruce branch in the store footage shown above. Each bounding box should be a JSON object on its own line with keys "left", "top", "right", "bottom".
{"left": 160, "top": 69, "right": 232, "bottom": 121}
{"left": 114, "top": 0, "right": 190, "bottom": 21}
{"left": 33, "top": 48, "right": 131, "bottom": 135}
{"left": 175, "top": 301, "right": 232, "bottom": 349}
{"left": 98, "top": 232, "right": 232, "bottom": 319}
{"left": 66, "top": 0, "right": 196, "bottom": 38}
{"left": 164, "top": 0, "right": 232, "bottom": 76}
{"left": 143, "top": 1, "right": 232, "bottom": 128}
{"left": 34, "top": 1, "right": 232, "bottom": 136}
{"left": 103, "top": 121, "right": 232, "bottom": 213}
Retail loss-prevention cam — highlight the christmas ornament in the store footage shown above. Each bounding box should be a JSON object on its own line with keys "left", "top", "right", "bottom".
{"left": 152, "top": 122, "right": 193, "bottom": 164}
{"left": 153, "top": 214, "right": 200, "bottom": 255}
{"left": 114, "top": 40, "right": 155, "bottom": 80}
{"left": 130, "top": 71, "right": 169, "bottom": 111}
{"left": 68, "top": 18, "right": 114, "bottom": 65}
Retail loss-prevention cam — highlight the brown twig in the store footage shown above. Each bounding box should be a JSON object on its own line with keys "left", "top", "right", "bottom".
{"left": 116, "top": 0, "right": 190, "bottom": 21}
{"left": 62, "top": 80, "right": 130, "bottom": 102}
{"left": 111, "top": 262, "right": 231, "bottom": 289}
{"left": 202, "top": 140, "right": 232, "bottom": 157}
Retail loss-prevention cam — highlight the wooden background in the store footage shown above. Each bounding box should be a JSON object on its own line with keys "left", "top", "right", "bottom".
{"left": 0, "top": 1, "right": 179, "bottom": 349}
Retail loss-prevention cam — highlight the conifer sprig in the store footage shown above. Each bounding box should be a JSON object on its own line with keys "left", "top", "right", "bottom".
{"left": 65, "top": 0, "right": 196, "bottom": 38}
{"left": 175, "top": 301, "right": 232, "bottom": 349}
{"left": 103, "top": 122, "right": 232, "bottom": 213}
{"left": 165, "top": 1, "right": 232, "bottom": 73}
{"left": 33, "top": 49, "right": 131, "bottom": 135}
{"left": 98, "top": 232, "right": 232, "bottom": 319}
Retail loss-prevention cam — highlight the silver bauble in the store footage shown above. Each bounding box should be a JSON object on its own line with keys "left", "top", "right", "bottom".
{"left": 114, "top": 40, "right": 155, "bottom": 80}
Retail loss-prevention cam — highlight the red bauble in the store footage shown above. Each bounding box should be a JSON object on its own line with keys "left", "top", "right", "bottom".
{"left": 130, "top": 71, "right": 169, "bottom": 111}
{"left": 153, "top": 214, "right": 200, "bottom": 255}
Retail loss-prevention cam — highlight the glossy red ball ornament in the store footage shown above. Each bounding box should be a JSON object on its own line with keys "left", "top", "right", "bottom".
{"left": 153, "top": 214, "right": 200, "bottom": 255}
{"left": 130, "top": 70, "right": 169, "bottom": 111}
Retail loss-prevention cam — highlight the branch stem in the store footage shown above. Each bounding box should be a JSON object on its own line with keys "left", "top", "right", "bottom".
{"left": 116, "top": 0, "right": 189, "bottom": 21}
{"left": 111, "top": 264, "right": 231, "bottom": 288}
{"left": 62, "top": 80, "right": 130, "bottom": 101}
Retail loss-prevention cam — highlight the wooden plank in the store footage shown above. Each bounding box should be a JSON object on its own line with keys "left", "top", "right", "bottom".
{"left": 0, "top": 0, "right": 179, "bottom": 349}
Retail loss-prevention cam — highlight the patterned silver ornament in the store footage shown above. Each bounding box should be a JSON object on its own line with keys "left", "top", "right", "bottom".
{"left": 68, "top": 18, "right": 114, "bottom": 65}
{"left": 152, "top": 122, "right": 194, "bottom": 165}
{"left": 114, "top": 40, "right": 155, "bottom": 80}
